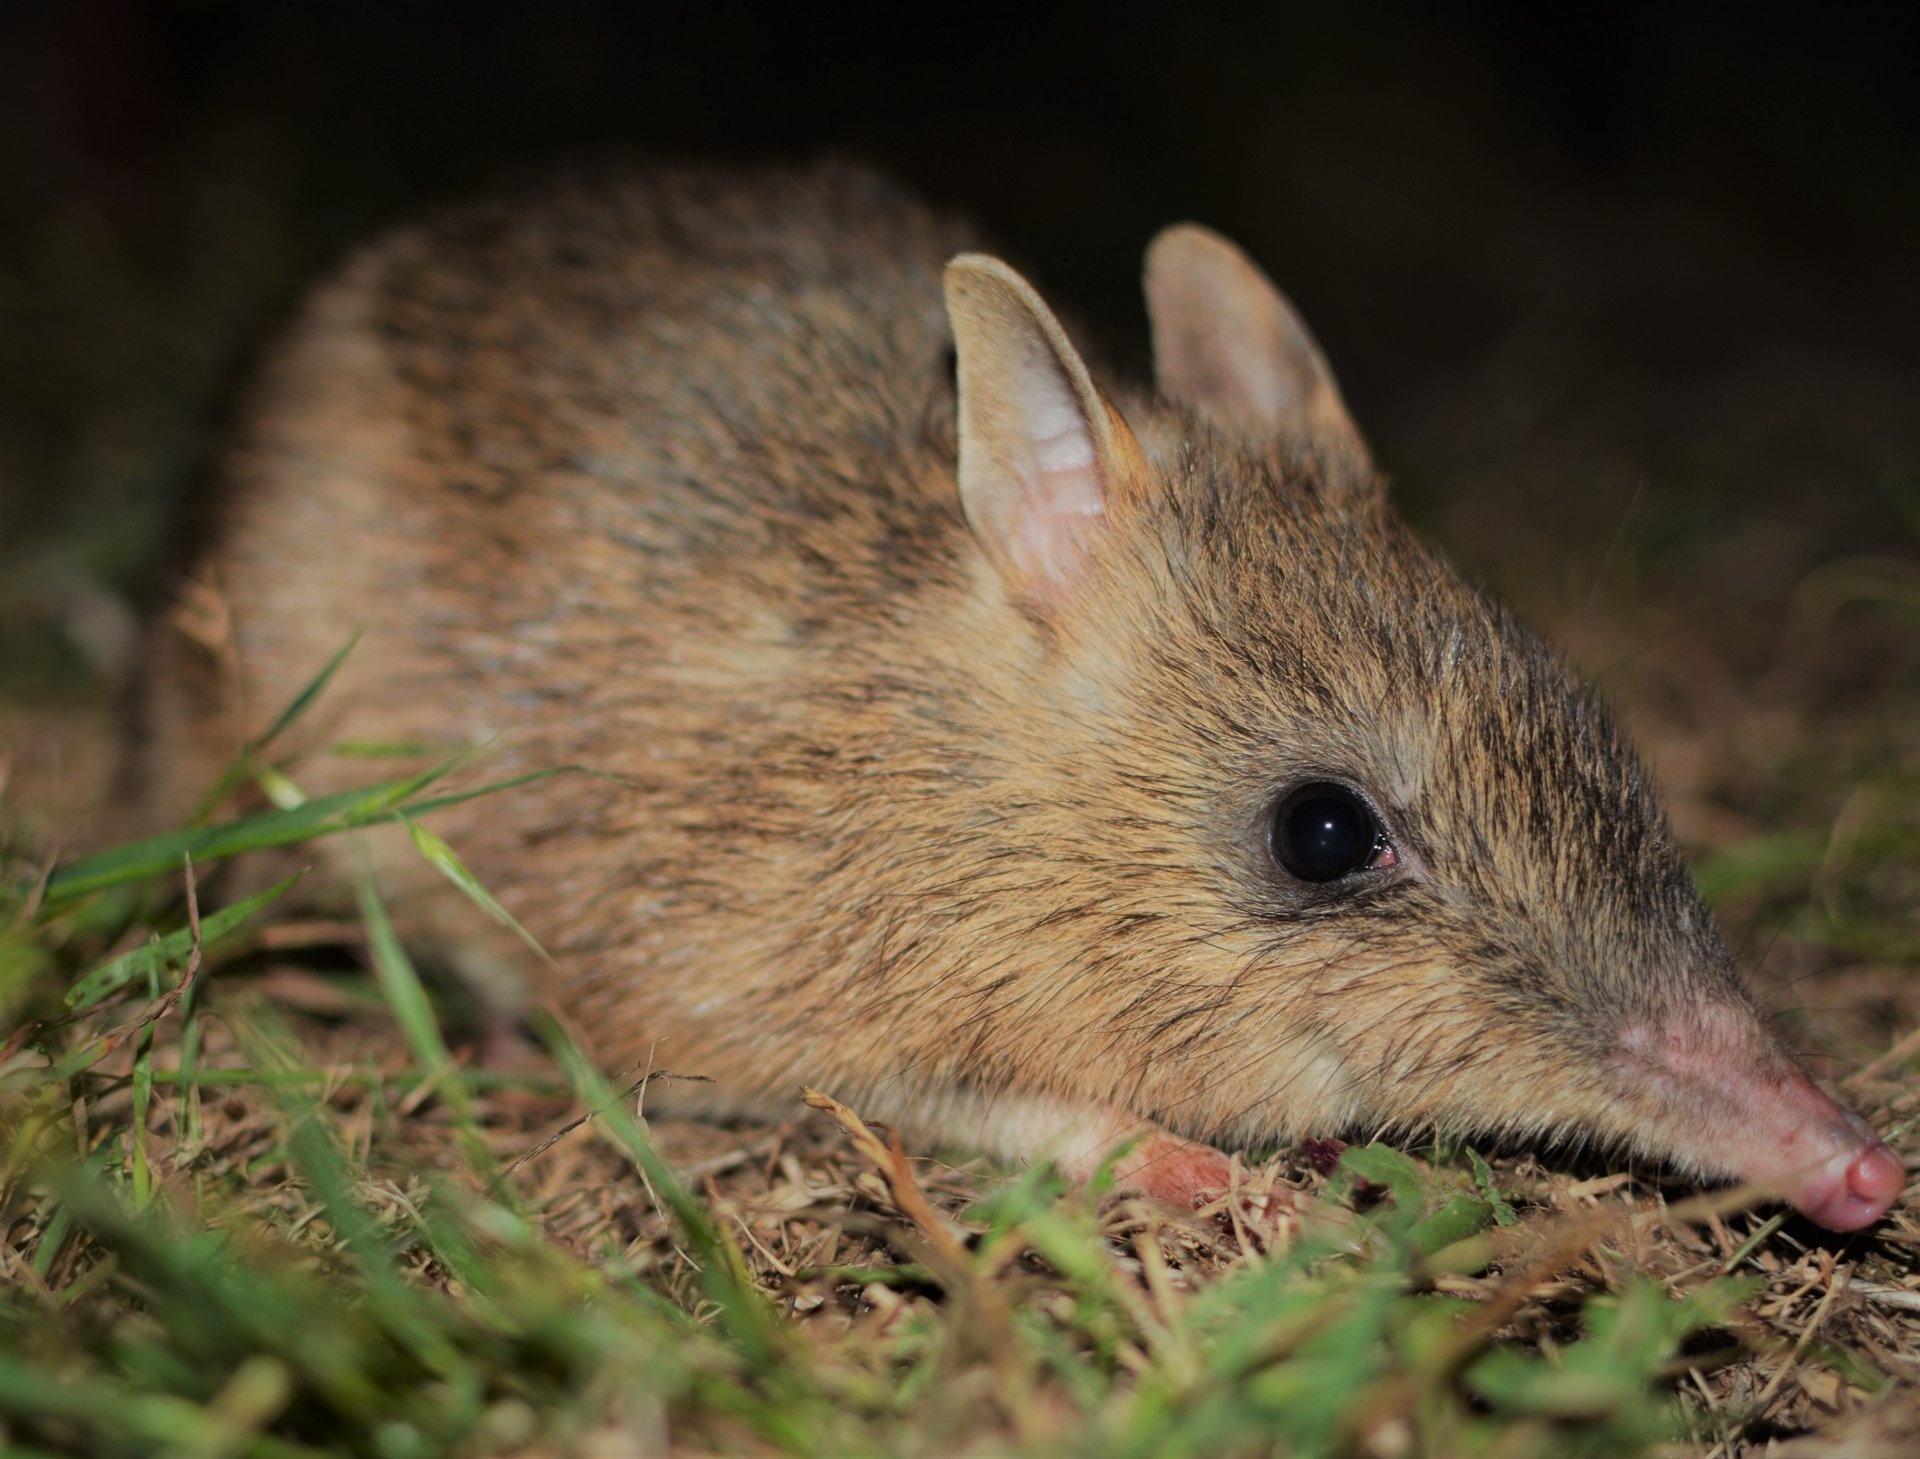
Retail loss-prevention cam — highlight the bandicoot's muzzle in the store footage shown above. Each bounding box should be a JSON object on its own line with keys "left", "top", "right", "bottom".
{"left": 1616, "top": 1003, "right": 1905, "bottom": 1232}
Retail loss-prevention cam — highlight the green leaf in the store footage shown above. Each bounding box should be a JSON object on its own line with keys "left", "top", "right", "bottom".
{"left": 1468, "top": 1349, "right": 1643, "bottom": 1420}
{"left": 1467, "top": 1146, "right": 1519, "bottom": 1226}
{"left": 1338, "top": 1143, "right": 1427, "bottom": 1206}
{"left": 1407, "top": 1194, "right": 1495, "bottom": 1256}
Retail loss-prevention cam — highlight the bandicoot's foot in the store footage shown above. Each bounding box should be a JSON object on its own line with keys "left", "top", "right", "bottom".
{"left": 1108, "top": 1130, "right": 1299, "bottom": 1237}
{"left": 1111, "top": 1130, "right": 1239, "bottom": 1208}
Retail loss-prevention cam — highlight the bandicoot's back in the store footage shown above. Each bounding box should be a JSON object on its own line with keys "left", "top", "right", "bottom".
{"left": 147, "top": 161, "right": 987, "bottom": 982}
{"left": 150, "top": 162, "right": 972, "bottom": 800}
{"left": 142, "top": 159, "right": 1902, "bottom": 1230}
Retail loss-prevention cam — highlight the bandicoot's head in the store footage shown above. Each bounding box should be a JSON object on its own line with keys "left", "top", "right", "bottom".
{"left": 927, "top": 227, "right": 1900, "bottom": 1231}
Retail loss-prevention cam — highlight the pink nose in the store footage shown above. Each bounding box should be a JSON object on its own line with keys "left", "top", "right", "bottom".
{"left": 1792, "top": 1140, "right": 1907, "bottom": 1232}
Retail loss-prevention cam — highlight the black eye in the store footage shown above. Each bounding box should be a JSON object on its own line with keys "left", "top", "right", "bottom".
{"left": 1271, "top": 783, "right": 1388, "bottom": 883}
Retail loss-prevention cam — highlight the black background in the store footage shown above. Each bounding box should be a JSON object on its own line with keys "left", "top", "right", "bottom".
{"left": 3, "top": 1, "right": 1917, "bottom": 689}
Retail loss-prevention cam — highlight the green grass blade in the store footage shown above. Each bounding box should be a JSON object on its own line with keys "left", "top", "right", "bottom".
{"left": 130, "top": 1016, "right": 157, "bottom": 1208}
{"left": 532, "top": 1011, "right": 785, "bottom": 1365}
{"left": 64, "top": 873, "right": 302, "bottom": 1010}
{"left": 353, "top": 869, "right": 455, "bottom": 1081}
{"left": 44, "top": 764, "right": 458, "bottom": 906}
{"left": 387, "top": 764, "right": 592, "bottom": 820}
{"left": 403, "top": 820, "right": 553, "bottom": 967}
{"left": 353, "top": 866, "right": 498, "bottom": 1182}
{"left": 190, "top": 634, "right": 362, "bottom": 821}
{"left": 249, "top": 634, "right": 363, "bottom": 757}
{"left": 43, "top": 764, "right": 581, "bottom": 909}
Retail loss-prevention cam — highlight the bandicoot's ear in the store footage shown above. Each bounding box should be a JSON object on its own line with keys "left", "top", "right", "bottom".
{"left": 944, "top": 254, "right": 1147, "bottom": 602}
{"left": 1144, "top": 223, "right": 1368, "bottom": 464}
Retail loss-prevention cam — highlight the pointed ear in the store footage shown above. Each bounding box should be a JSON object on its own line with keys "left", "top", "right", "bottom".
{"left": 1143, "top": 223, "right": 1368, "bottom": 464}
{"left": 944, "top": 254, "right": 1146, "bottom": 601}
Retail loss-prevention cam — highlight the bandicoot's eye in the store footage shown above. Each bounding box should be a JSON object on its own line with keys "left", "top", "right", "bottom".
{"left": 1271, "top": 783, "right": 1394, "bottom": 883}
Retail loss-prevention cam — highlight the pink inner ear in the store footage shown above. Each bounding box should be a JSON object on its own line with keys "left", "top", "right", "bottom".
{"left": 1013, "top": 460, "right": 1105, "bottom": 587}
{"left": 947, "top": 253, "right": 1129, "bottom": 599}
{"left": 1217, "top": 312, "right": 1314, "bottom": 423}
{"left": 962, "top": 347, "right": 1112, "bottom": 595}
{"left": 1008, "top": 423, "right": 1105, "bottom": 590}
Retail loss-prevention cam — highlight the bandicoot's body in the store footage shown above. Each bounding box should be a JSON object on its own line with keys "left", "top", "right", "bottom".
{"left": 141, "top": 161, "right": 1902, "bottom": 1228}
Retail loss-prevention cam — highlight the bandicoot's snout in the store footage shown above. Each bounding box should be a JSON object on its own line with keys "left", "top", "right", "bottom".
{"left": 1618, "top": 1003, "right": 1905, "bottom": 1232}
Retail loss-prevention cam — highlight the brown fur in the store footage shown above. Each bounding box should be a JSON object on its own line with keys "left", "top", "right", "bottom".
{"left": 138, "top": 158, "right": 1893, "bottom": 1216}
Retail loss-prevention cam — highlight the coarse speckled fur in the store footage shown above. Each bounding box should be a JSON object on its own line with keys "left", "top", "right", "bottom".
{"left": 137, "top": 158, "right": 1898, "bottom": 1222}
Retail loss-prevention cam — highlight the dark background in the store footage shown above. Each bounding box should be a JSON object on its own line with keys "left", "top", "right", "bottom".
{"left": 2, "top": 1, "right": 1917, "bottom": 702}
